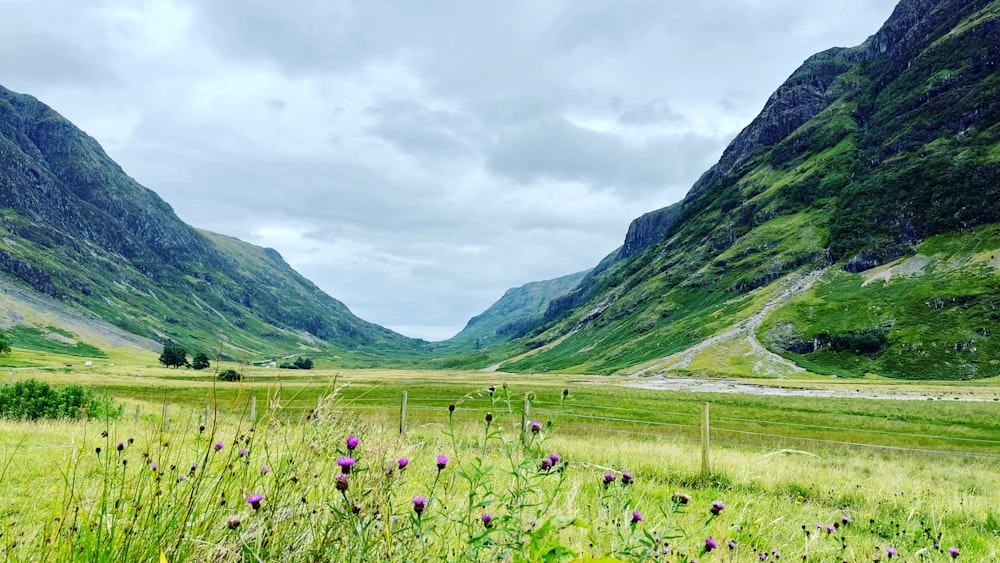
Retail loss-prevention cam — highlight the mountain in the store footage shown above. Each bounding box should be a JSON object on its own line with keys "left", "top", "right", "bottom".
{"left": 0, "top": 85, "right": 424, "bottom": 362}
{"left": 479, "top": 0, "right": 1000, "bottom": 379}
{"left": 450, "top": 270, "right": 589, "bottom": 345}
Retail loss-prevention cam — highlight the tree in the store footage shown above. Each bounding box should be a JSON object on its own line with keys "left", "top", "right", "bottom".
{"left": 191, "top": 352, "right": 211, "bottom": 370}
{"left": 0, "top": 331, "right": 9, "bottom": 355}
{"left": 158, "top": 345, "right": 189, "bottom": 368}
{"left": 293, "top": 357, "right": 314, "bottom": 370}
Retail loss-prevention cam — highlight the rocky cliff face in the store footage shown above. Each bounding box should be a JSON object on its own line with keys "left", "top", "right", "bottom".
{"left": 618, "top": 203, "right": 681, "bottom": 260}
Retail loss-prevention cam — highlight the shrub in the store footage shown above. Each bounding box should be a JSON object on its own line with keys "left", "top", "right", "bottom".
{"left": 0, "top": 379, "right": 121, "bottom": 420}
{"left": 217, "top": 369, "right": 241, "bottom": 381}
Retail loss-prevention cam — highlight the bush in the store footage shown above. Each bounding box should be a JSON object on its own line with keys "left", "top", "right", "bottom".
{"left": 279, "top": 357, "right": 314, "bottom": 370}
{"left": 217, "top": 369, "right": 241, "bottom": 382}
{"left": 0, "top": 379, "right": 121, "bottom": 420}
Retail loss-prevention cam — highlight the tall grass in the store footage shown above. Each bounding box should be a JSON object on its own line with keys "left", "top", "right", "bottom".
{"left": 0, "top": 381, "right": 996, "bottom": 561}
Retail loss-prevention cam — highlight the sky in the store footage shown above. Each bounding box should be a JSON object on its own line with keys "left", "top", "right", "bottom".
{"left": 1, "top": 0, "right": 899, "bottom": 341}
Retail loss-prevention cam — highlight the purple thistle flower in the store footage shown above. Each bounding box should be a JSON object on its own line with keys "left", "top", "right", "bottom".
{"left": 530, "top": 420, "right": 542, "bottom": 434}
{"left": 346, "top": 435, "right": 359, "bottom": 450}
{"left": 630, "top": 510, "right": 643, "bottom": 524}
{"left": 948, "top": 547, "right": 960, "bottom": 558}
{"left": 117, "top": 442, "right": 124, "bottom": 452}
{"left": 335, "top": 473, "right": 349, "bottom": 491}
{"left": 549, "top": 453, "right": 560, "bottom": 464}
{"left": 214, "top": 441, "right": 224, "bottom": 451}
{"left": 711, "top": 501, "right": 725, "bottom": 515}
{"left": 239, "top": 448, "right": 249, "bottom": 457}
{"left": 825, "top": 524, "right": 835, "bottom": 534}
{"left": 772, "top": 549, "right": 781, "bottom": 558}
{"left": 842, "top": 515, "right": 851, "bottom": 524}
{"left": 482, "top": 513, "right": 493, "bottom": 528}
{"left": 728, "top": 540, "right": 736, "bottom": 549}
{"left": 246, "top": 494, "right": 263, "bottom": 510}
{"left": 759, "top": 554, "right": 768, "bottom": 561}
{"left": 705, "top": 537, "right": 718, "bottom": 551}
{"left": 149, "top": 462, "right": 158, "bottom": 471}
{"left": 337, "top": 456, "right": 356, "bottom": 473}
{"left": 398, "top": 457, "right": 409, "bottom": 470}
{"left": 603, "top": 473, "right": 616, "bottom": 486}
{"left": 886, "top": 547, "right": 897, "bottom": 558}
{"left": 621, "top": 471, "right": 633, "bottom": 485}
{"left": 540, "top": 458, "right": 554, "bottom": 471}
{"left": 177, "top": 475, "right": 186, "bottom": 483}
{"left": 412, "top": 495, "right": 427, "bottom": 514}
{"left": 261, "top": 465, "right": 271, "bottom": 474}
{"left": 436, "top": 455, "right": 448, "bottom": 470}
{"left": 674, "top": 492, "right": 691, "bottom": 504}
{"left": 227, "top": 515, "right": 241, "bottom": 529}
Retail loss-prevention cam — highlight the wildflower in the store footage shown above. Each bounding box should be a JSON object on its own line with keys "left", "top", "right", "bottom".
{"left": 482, "top": 513, "right": 493, "bottom": 528}
{"left": 351, "top": 502, "right": 361, "bottom": 514}
{"left": 149, "top": 462, "right": 158, "bottom": 471}
{"left": 337, "top": 457, "right": 356, "bottom": 473}
{"left": 631, "top": 510, "right": 643, "bottom": 524}
{"left": 412, "top": 495, "right": 427, "bottom": 514}
{"left": 261, "top": 465, "right": 271, "bottom": 474}
{"left": 825, "top": 525, "right": 835, "bottom": 534}
{"left": 227, "top": 515, "right": 241, "bottom": 530}
{"left": 199, "top": 424, "right": 206, "bottom": 433}
{"left": 886, "top": 547, "right": 897, "bottom": 558}
{"left": 177, "top": 475, "right": 186, "bottom": 483}
{"left": 214, "top": 441, "right": 224, "bottom": 451}
{"left": 346, "top": 435, "right": 359, "bottom": 450}
{"left": 710, "top": 501, "right": 725, "bottom": 515}
{"left": 705, "top": 537, "right": 718, "bottom": 551}
{"left": 530, "top": 421, "right": 542, "bottom": 434}
{"left": 239, "top": 448, "right": 249, "bottom": 457}
{"left": 335, "top": 473, "right": 349, "bottom": 491}
{"left": 948, "top": 547, "right": 960, "bottom": 558}
{"left": 603, "top": 473, "right": 616, "bottom": 486}
{"left": 117, "top": 442, "right": 124, "bottom": 452}
{"left": 398, "top": 458, "right": 409, "bottom": 470}
{"left": 772, "top": 549, "right": 780, "bottom": 559}
{"left": 759, "top": 554, "right": 768, "bottom": 561}
{"left": 842, "top": 515, "right": 851, "bottom": 524}
{"left": 540, "top": 458, "right": 554, "bottom": 471}
{"left": 448, "top": 404, "right": 456, "bottom": 413}
{"left": 621, "top": 471, "right": 633, "bottom": 485}
{"left": 246, "top": 494, "right": 263, "bottom": 510}
{"left": 485, "top": 412, "right": 493, "bottom": 423}
{"left": 191, "top": 463, "right": 199, "bottom": 471}
{"left": 436, "top": 455, "right": 448, "bottom": 470}
{"left": 562, "top": 388, "right": 569, "bottom": 398}
{"left": 488, "top": 386, "right": 495, "bottom": 395}
{"left": 728, "top": 540, "right": 737, "bottom": 549}
{"left": 95, "top": 447, "right": 101, "bottom": 455}
{"left": 549, "top": 453, "right": 560, "bottom": 464}
{"left": 674, "top": 492, "right": 691, "bottom": 504}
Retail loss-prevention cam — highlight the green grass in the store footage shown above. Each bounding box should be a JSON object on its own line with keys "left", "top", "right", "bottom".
{"left": 0, "top": 364, "right": 998, "bottom": 561}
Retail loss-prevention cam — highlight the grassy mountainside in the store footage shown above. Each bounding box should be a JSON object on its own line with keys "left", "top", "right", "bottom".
{"left": 0, "top": 85, "right": 426, "bottom": 362}
{"left": 483, "top": 0, "right": 1000, "bottom": 378}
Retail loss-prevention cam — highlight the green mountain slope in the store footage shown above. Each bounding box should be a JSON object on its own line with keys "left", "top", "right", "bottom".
{"left": 487, "top": 0, "right": 1000, "bottom": 379}
{"left": 0, "top": 85, "right": 425, "bottom": 362}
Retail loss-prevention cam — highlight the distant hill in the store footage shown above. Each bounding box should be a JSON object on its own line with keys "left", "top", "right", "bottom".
{"left": 475, "top": 0, "right": 1000, "bottom": 379}
{"left": 0, "top": 85, "right": 425, "bottom": 363}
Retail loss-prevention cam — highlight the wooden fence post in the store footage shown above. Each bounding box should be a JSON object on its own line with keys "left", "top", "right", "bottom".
{"left": 134, "top": 404, "right": 141, "bottom": 424}
{"left": 250, "top": 396, "right": 257, "bottom": 425}
{"left": 701, "top": 402, "right": 711, "bottom": 478}
{"left": 399, "top": 391, "right": 408, "bottom": 435}
{"left": 521, "top": 393, "right": 531, "bottom": 446}
{"left": 162, "top": 402, "right": 170, "bottom": 432}
{"left": 205, "top": 404, "right": 212, "bottom": 425}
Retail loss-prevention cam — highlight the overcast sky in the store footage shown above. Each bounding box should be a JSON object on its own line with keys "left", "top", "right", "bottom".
{"left": 2, "top": 0, "right": 899, "bottom": 341}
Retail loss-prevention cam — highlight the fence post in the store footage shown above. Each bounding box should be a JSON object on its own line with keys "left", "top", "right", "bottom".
{"left": 205, "top": 404, "right": 212, "bottom": 425}
{"left": 399, "top": 391, "right": 408, "bottom": 435}
{"left": 134, "top": 404, "right": 141, "bottom": 424}
{"left": 162, "top": 402, "right": 170, "bottom": 432}
{"left": 521, "top": 393, "right": 531, "bottom": 446}
{"left": 701, "top": 402, "right": 711, "bottom": 478}
{"left": 250, "top": 396, "right": 257, "bottom": 425}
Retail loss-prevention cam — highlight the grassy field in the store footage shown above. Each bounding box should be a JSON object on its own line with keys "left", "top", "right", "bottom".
{"left": 0, "top": 354, "right": 998, "bottom": 560}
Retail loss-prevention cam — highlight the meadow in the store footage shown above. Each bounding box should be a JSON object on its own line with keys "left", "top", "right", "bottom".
{"left": 0, "top": 356, "right": 998, "bottom": 561}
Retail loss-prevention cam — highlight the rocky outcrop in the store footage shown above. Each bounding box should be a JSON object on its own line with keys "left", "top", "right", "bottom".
{"left": 618, "top": 202, "right": 681, "bottom": 260}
